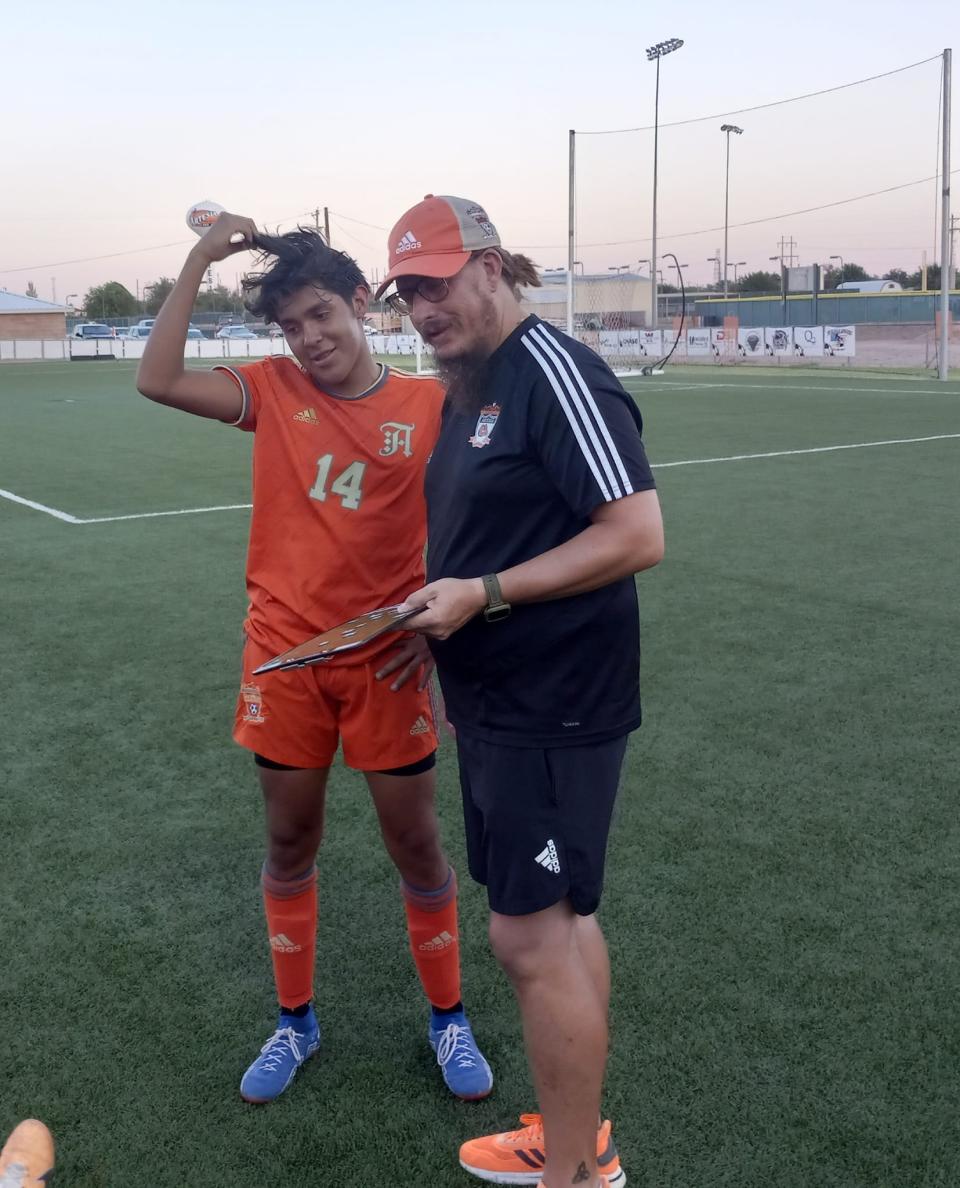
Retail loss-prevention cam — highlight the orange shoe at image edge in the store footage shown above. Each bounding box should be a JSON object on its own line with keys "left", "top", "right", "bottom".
{"left": 459, "top": 1113, "right": 625, "bottom": 1186}
{"left": 0, "top": 1119, "right": 55, "bottom": 1186}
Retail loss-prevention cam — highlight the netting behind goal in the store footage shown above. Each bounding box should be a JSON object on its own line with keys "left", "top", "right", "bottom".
{"left": 569, "top": 52, "right": 948, "bottom": 372}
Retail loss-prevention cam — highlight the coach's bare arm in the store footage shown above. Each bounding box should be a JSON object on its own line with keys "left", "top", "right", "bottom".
{"left": 136, "top": 213, "right": 257, "bottom": 420}
{"left": 402, "top": 488, "right": 664, "bottom": 640}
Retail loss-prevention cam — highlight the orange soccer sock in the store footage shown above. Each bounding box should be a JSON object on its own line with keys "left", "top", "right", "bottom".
{"left": 262, "top": 865, "right": 318, "bottom": 1011}
{"left": 402, "top": 867, "right": 462, "bottom": 1011}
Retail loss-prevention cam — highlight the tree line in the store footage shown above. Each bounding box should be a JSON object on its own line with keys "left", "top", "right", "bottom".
{"left": 76, "top": 279, "right": 246, "bottom": 319}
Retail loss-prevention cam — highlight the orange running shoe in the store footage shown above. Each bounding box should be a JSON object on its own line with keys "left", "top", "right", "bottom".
{"left": 0, "top": 1119, "right": 55, "bottom": 1187}
{"left": 459, "top": 1114, "right": 624, "bottom": 1186}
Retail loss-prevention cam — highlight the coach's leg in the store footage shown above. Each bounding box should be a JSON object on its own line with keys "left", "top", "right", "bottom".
{"left": 490, "top": 900, "right": 607, "bottom": 1188}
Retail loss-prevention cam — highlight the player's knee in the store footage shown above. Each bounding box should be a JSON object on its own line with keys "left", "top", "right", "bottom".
{"left": 266, "top": 828, "right": 322, "bottom": 877}
{"left": 384, "top": 820, "right": 444, "bottom": 875}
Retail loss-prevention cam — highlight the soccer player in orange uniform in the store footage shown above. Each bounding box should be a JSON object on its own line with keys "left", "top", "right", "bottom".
{"left": 136, "top": 213, "right": 492, "bottom": 1104}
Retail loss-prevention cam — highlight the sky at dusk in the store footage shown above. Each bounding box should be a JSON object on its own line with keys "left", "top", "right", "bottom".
{"left": 0, "top": 0, "right": 954, "bottom": 305}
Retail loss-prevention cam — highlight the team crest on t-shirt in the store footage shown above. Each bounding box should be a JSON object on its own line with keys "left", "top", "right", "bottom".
{"left": 469, "top": 404, "right": 501, "bottom": 448}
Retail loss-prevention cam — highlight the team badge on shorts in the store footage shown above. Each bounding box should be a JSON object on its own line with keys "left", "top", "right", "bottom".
{"left": 469, "top": 404, "right": 501, "bottom": 448}
{"left": 241, "top": 682, "right": 267, "bottom": 725}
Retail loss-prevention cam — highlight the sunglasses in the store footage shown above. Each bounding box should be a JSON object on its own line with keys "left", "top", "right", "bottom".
{"left": 385, "top": 276, "right": 450, "bottom": 317}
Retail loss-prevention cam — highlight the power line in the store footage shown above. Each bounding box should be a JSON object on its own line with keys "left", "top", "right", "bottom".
{"left": 0, "top": 210, "right": 314, "bottom": 276}
{"left": 517, "top": 169, "right": 960, "bottom": 251}
{"left": 579, "top": 53, "right": 941, "bottom": 135}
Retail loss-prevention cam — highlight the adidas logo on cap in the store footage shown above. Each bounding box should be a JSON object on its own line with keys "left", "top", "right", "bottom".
{"left": 395, "top": 230, "right": 422, "bottom": 255}
{"left": 534, "top": 840, "right": 561, "bottom": 875}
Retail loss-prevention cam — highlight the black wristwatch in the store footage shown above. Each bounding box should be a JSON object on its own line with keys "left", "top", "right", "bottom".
{"left": 481, "top": 573, "right": 511, "bottom": 623}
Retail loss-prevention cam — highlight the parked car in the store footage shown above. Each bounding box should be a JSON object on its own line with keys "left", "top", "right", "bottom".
{"left": 114, "top": 328, "right": 133, "bottom": 339}
{"left": 216, "top": 325, "right": 258, "bottom": 340}
{"left": 186, "top": 325, "right": 205, "bottom": 339}
{"left": 127, "top": 326, "right": 152, "bottom": 340}
{"left": 136, "top": 318, "right": 157, "bottom": 329}
{"left": 72, "top": 323, "right": 114, "bottom": 339}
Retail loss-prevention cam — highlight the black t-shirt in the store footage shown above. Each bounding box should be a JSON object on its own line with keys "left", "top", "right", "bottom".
{"left": 424, "top": 315, "right": 657, "bottom": 747}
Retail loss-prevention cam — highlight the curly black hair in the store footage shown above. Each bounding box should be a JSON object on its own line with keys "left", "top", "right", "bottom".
{"left": 241, "top": 227, "right": 369, "bottom": 324}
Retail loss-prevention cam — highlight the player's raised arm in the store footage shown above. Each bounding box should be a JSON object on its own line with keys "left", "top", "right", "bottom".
{"left": 136, "top": 212, "right": 257, "bottom": 421}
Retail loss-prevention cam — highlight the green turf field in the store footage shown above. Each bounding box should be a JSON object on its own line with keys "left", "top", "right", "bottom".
{"left": 2, "top": 358, "right": 959, "bottom": 1187}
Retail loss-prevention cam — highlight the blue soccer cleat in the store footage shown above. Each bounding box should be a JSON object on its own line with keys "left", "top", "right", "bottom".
{"left": 240, "top": 1009, "right": 320, "bottom": 1103}
{"left": 428, "top": 1010, "right": 494, "bottom": 1100}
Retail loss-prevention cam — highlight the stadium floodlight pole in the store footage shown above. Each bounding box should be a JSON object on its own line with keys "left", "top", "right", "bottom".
{"left": 830, "top": 254, "right": 844, "bottom": 275}
{"left": 647, "top": 37, "right": 684, "bottom": 330}
{"left": 938, "top": 47, "right": 951, "bottom": 381}
{"left": 720, "top": 124, "right": 743, "bottom": 300}
{"left": 567, "top": 129, "right": 576, "bottom": 334}
{"left": 731, "top": 261, "right": 746, "bottom": 283}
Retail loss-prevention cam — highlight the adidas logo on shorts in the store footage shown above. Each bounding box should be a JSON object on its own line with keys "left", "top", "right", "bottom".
{"left": 409, "top": 715, "right": 430, "bottom": 736}
{"left": 418, "top": 930, "right": 455, "bottom": 952}
{"left": 534, "top": 839, "right": 561, "bottom": 875}
{"left": 269, "top": 933, "right": 302, "bottom": 954}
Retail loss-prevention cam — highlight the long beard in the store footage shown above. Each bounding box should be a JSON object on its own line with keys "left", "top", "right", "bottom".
{"left": 434, "top": 295, "right": 500, "bottom": 416}
{"left": 436, "top": 352, "right": 493, "bottom": 416}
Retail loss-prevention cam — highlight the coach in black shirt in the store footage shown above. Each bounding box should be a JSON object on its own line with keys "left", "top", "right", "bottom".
{"left": 377, "top": 195, "right": 664, "bottom": 1188}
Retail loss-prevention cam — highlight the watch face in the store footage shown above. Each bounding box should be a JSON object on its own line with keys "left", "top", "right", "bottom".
{"left": 483, "top": 604, "right": 511, "bottom": 623}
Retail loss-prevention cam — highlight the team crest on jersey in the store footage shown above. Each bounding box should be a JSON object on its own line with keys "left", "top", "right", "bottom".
{"left": 469, "top": 404, "right": 501, "bottom": 448}
{"left": 379, "top": 421, "right": 415, "bottom": 457}
{"left": 241, "top": 683, "right": 267, "bottom": 725}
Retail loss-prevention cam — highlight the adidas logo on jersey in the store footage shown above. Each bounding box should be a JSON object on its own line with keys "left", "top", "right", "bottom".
{"left": 409, "top": 715, "right": 430, "bottom": 736}
{"left": 534, "top": 839, "right": 561, "bottom": 875}
{"left": 269, "top": 933, "right": 302, "bottom": 954}
{"left": 418, "top": 930, "right": 455, "bottom": 952}
{"left": 293, "top": 407, "right": 320, "bottom": 424}
{"left": 395, "top": 230, "right": 422, "bottom": 254}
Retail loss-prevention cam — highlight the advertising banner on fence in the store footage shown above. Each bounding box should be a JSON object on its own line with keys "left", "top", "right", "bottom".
{"left": 686, "top": 328, "right": 712, "bottom": 356}
{"left": 765, "top": 327, "right": 793, "bottom": 357}
{"left": 738, "top": 328, "right": 765, "bottom": 358}
{"left": 825, "top": 326, "right": 856, "bottom": 356}
{"left": 639, "top": 329, "right": 663, "bottom": 355}
{"left": 794, "top": 326, "right": 824, "bottom": 357}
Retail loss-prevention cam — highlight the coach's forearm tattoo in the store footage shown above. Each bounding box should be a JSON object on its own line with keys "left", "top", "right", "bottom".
{"left": 572, "top": 1164, "right": 590, "bottom": 1183}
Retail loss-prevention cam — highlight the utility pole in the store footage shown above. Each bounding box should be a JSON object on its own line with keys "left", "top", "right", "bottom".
{"left": 777, "top": 236, "right": 798, "bottom": 268}
{"left": 937, "top": 46, "right": 951, "bottom": 381}
{"left": 324, "top": 207, "right": 331, "bottom": 247}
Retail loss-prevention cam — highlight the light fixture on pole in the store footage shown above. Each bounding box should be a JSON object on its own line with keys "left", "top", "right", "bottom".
{"left": 646, "top": 37, "right": 684, "bottom": 331}
{"left": 720, "top": 123, "right": 743, "bottom": 301}
{"left": 731, "top": 261, "right": 746, "bottom": 284}
{"left": 829, "top": 254, "right": 844, "bottom": 275}
{"left": 608, "top": 264, "right": 630, "bottom": 275}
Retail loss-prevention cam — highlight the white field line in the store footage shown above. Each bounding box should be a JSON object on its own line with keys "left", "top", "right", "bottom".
{"left": 643, "top": 380, "right": 958, "bottom": 397}
{"left": 2, "top": 433, "right": 958, "bottom": 524}
{"left": 0, "top": 488, "right": 83, "bottom": 522}
{"left": 79, "top": 503, "right": 252, "bottom": 524}
{"left": 652, "top": 433, "right": 960, "bottom": 469}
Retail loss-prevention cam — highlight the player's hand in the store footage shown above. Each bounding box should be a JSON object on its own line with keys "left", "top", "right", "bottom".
{"left": 190, "top": 212, "right": 258, "bottom": 264}
{"left": 374, "top": 634, "right": 435, "bottom": 691}
{"left": 399, "top": 578, "right": 486, "bottom": 641}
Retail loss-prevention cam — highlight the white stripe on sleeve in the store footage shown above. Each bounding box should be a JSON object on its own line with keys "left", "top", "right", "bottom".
{"left": 530, "top": 325, "right": 634, "bottom": 495}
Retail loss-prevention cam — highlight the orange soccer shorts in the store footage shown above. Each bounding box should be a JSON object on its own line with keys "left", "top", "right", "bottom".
{"left": 234, "top": 636, "right": 438, "bottom": 770}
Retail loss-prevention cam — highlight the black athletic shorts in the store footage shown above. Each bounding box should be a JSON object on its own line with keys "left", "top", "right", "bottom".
{"left": 455, "top": 730, "right": 629, "bottom": 917}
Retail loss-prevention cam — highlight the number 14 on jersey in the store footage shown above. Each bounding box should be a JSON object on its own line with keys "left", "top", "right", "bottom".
{"left": 308, "top": 454, "right": 367, "bottom": 511}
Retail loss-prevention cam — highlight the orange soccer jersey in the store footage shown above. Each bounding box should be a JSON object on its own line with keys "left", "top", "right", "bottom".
{"left": 218, "top": 357, "right": 442, "bottom": 658}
